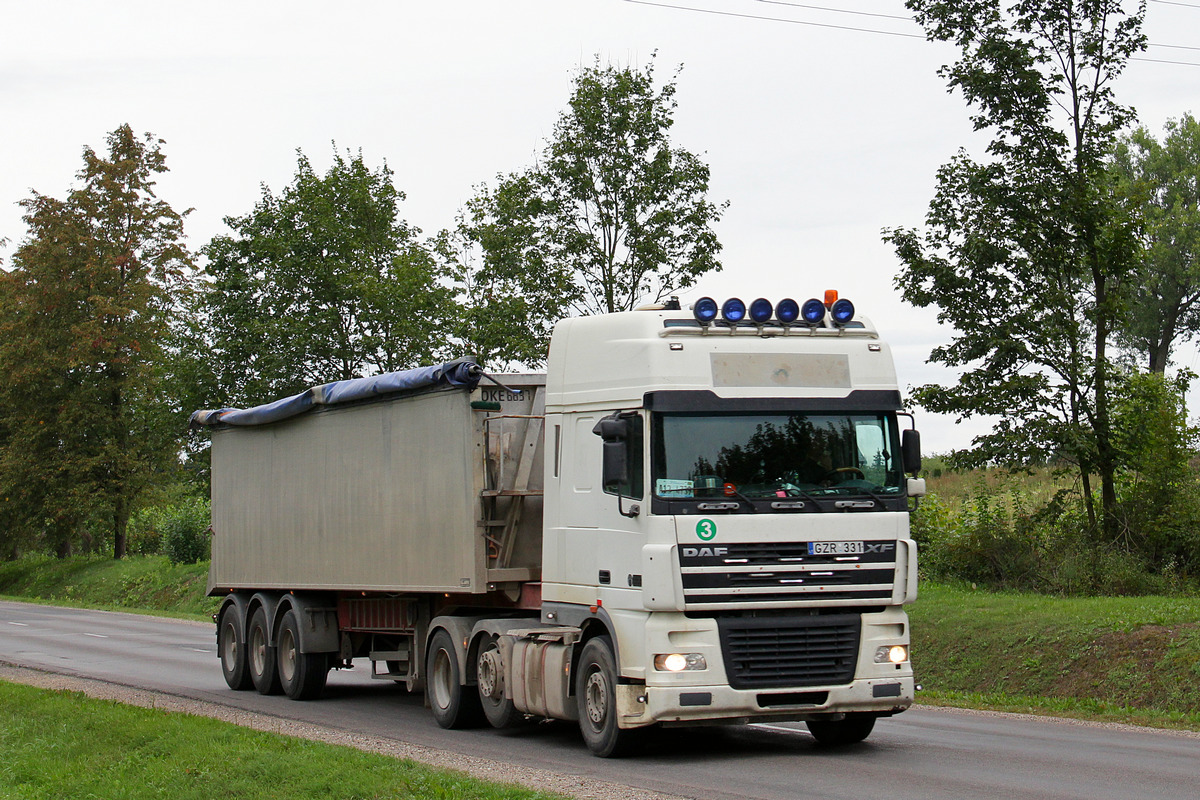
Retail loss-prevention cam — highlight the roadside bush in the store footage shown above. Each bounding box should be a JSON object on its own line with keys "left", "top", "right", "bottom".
{"left": 126, "top": 507, "right": 166, "bottom": 555}
{"left": 1109, "top": 371, "right": 1200, "bottom": 579}
{"left": 161, "top": 498, "right": 211, "bottom": 565}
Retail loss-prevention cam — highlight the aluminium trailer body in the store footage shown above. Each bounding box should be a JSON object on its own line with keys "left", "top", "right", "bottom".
{"left": 197, "top": 362, "right": 547, "bottom": 699}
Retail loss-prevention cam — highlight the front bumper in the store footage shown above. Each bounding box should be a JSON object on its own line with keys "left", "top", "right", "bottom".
{"left": 617, "top": 675, "right": 913, "bottom": 728}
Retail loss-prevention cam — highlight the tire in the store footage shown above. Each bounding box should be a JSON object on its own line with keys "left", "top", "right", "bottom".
{"left": 277, "top": 609, "right": 328, "bottom": 700}
{"left": 218, "top": 609, "right": 252, "bottom": 691}
{"left": 477, "top": 635, "right": 527, "bottom": 729}
{"left": 248, "top": 607, "right": 281, "bottom": 695}
{"left": 576, "top": 636, "right": 637, "bottom": 757}
{"left": 806, "top": 713, "right": 876, "bottom": 746}
{"left": 426, "top": 628, "right": 484, "bottom": 728}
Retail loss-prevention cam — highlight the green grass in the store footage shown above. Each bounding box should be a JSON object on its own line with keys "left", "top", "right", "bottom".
{"left": 0, "top": 553, "right": 217, "bottom": 619}
{"left": 0, "top": 680, "right": 564, "bottom": 800}
{"left": 910, "top": 582, "right": 1200, "bottom": 730}
{"left": 922, "top": 461, "right": 1072, "bottom": 512}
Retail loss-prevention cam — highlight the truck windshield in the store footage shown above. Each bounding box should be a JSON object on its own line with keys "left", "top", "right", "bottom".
{"left": 651, "top": 412, "right": 904, "bottom": 501}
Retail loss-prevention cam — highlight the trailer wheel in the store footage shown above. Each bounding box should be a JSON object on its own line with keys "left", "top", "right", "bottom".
{"left": 218, "top": 609, "right": 252, "bottom": 690}
{"left": 576, "top": 636, "right": 637, "bottom": 757}
{"left": 248, "top": 607, "right": 281, "bottom": 695}
{"left": 426, "top": 629, "right": 483, "bottom": 728}
{"left": 277, "top": 609, "right": 328, "bottom": 700}
{"left": 477, "top": 635, "right": 526, "bottom": 729}
{"left": 805, "top": 713, "right": 876, "bottom": 746}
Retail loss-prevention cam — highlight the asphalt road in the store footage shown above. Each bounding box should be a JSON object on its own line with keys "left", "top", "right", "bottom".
{"left": 1, "top": 600, "right": 1197, "bottom": 800}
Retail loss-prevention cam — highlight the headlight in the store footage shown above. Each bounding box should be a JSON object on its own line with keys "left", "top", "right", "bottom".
{"left": 874, "top": 645, "right": 908, "bottom": 664}
{"left": 654, "top": 653, "right": 707, "bottom": 672}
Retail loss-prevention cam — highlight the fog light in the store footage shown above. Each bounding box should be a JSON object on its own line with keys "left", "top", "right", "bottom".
{"left": 875, "top": 645, "right": 908, "bottom": 664}
{"left": 654, "top": 653, "right": 707, "bottom": 672}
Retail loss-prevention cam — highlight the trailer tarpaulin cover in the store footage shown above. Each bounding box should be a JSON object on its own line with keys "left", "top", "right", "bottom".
{"left": 189, "top": 358, "right": 481, "bottom": 428}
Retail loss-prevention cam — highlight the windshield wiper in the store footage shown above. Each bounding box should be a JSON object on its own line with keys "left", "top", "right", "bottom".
{"left": 831, "top": 486, "right": 891, "bottom": 510}
{"left": 771, "top": 487, "right": 826, "bottom": 512}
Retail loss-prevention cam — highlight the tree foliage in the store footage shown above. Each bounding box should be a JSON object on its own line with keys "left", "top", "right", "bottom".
{"left": 0, "top": 125, "right": 192, "bottom": 558}
{"left": 884, "top": 0, "right": 1146, "bottom": 539}
{"left": 1112, "top": 112, "right": 1200, "bottom": 373}
{"left": 1110, "top": 370, "right": 1200, "bottom": 573}
{"left": 458, "top": 55, "right": 727, "bottom": 367}
{"left": 200, "top": 148, "right": 456, "bottom": 406}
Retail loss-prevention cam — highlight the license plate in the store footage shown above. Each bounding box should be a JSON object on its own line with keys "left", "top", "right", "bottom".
{"left": 808, "top": 541, "right": 864, "bottom": 555}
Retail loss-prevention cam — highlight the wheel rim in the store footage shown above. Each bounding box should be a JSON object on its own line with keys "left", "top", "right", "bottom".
{"left": 250, "top": 625, "right": 267, "bottom": 676}
{"left": 431, "top": 648, "right": 453, "bottom": 710}
{"left": 584, "top": 667, "right": 609, "bottom": 728}
{"left": 279, "top": 627, "right": 297, "bottom": 683}
{"left": 221, "top": 622, "right": 238, "bottom": 672}
{"left": 478, "top": 645, "right": 501, "bottom": 700}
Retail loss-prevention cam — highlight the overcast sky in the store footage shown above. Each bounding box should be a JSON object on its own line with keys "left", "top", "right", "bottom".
{"left": 3, "top": 0, "right": 1198, "bottom": 452}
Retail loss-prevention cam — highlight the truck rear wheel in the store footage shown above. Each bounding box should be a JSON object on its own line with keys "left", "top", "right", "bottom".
{"left": 477, "top": 635, "right": 526, "bottom": 729}
{"left": 277, "top": 609, "right": 328, "bottom": 700}
{"left": 426, "top": 629, "right": 483, "bottom": 728}
{"left": 576, "top": 636, "right": 638, "bottom": 757}
{"left": 218, "top": 610, "right": 252, "bottom": 690}
{"left": 248, "top": 607, "right": 281, "bottom": 695}
{"left": 806, "top": 713, "right": 876, "bottom": 745}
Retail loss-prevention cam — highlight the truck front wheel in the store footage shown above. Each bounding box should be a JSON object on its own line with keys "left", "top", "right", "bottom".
{"left": 426, "top": 629, "right": 483, "bottom": 728}
{"left": 277, "top": 609, "right": 328, "bottom": 700}
{"left": 576, "top": 636, "right": 638, "bottom": 757}
{"left": 806, "top": 713, "right": 876, "bottom": 745}
{"left": 248, "top": 608, "right": 281, "bottom": 695}
{"left": 218, "top": 610, "right": 252, "bottom": 691}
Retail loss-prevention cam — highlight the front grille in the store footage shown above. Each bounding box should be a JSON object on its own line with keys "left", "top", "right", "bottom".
{"left": 677, "top": 541, "right": 898, "bottom": 608}
{"left": 719, "top": 614, "right": 860, "bottom": 689}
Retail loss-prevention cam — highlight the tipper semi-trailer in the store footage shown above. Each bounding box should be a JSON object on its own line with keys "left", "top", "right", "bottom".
{"left": 192, "top": 292, "right": 925, "bottom": 757}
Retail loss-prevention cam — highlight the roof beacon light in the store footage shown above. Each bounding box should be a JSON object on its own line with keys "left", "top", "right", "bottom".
{"left": 830, "top": 297, "right": 856, "bottom": 325}
{"left": 801, "top": 298, "right": 826, "bottom": 325}
{"left": 749, "top": 297, "right": 774, "bottom": 324}
{"left": 776, "top": 297, "right": 800, "bottom": 324}
{"left": 721, "top": 297, "right": 747, "bottom": 323}
{"left": 824, "top": 289, "right": 839, "bottom": 308}
{"left": 693, "top": 297, "right": 719, "bottom": 324}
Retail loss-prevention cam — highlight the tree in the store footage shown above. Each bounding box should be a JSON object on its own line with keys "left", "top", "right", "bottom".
{"left": 884, "top": 1, "right": 1146, "bottom": 540}
{"left": 0, "top": 125, "right": 192, "bottom": 558}
{"left": 459, "top": 55, "right": 727, "bottom": 366}
{"left": 1112, "top": 113, "right": 1200, "bottom": 373}
{"left": 1109, "top": 370, "right": 1200, "bottom": 575}
{"left": 200, "top": 147, "right": 456, "bottom": 407}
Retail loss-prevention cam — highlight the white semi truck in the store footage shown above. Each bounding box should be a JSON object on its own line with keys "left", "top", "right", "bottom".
{"left": 192, "top": 293, "right": 924, "bottom": 757}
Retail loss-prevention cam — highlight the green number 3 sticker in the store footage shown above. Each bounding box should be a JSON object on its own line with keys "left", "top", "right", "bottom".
{"left": 696, "top": 519, "right": 717, "bottom": 541}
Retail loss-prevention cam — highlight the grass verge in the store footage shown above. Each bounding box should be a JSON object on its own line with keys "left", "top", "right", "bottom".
{"left": 0, "top": 553, "right": 216, "bottom": 619}
{"left": 0, "top": 680, "right": 565, "bottom": 800}
{"left": 909, "top": 582, "right": 1200, "bottom": 731}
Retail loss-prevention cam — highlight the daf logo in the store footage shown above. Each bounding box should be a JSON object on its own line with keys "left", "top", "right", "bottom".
{"left": 865, "top": 543, "right": 895, "bottom": 553}
{"left": 682, "top": 546, "right": 729, "bottom": 558}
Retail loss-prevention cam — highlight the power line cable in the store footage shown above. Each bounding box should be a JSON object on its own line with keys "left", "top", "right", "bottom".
{"left": 620, "top": 0, "right": 1200, "bottom": 66}
{"left": 1149, "top": 0, "right": 1200, "bottom": 9}
{"left": 754, "top": 0, "right": 912, "bottom": 22}
{"left": 621, "top": 0, "right": 925, "bottom": 38}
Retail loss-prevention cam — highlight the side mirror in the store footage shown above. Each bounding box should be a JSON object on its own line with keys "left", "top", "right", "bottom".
{"left": 594, "top": 415, "right": 631, "bottom": 493}
{"left": 902, "top": 429, "right": 922, "bottom": 475}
